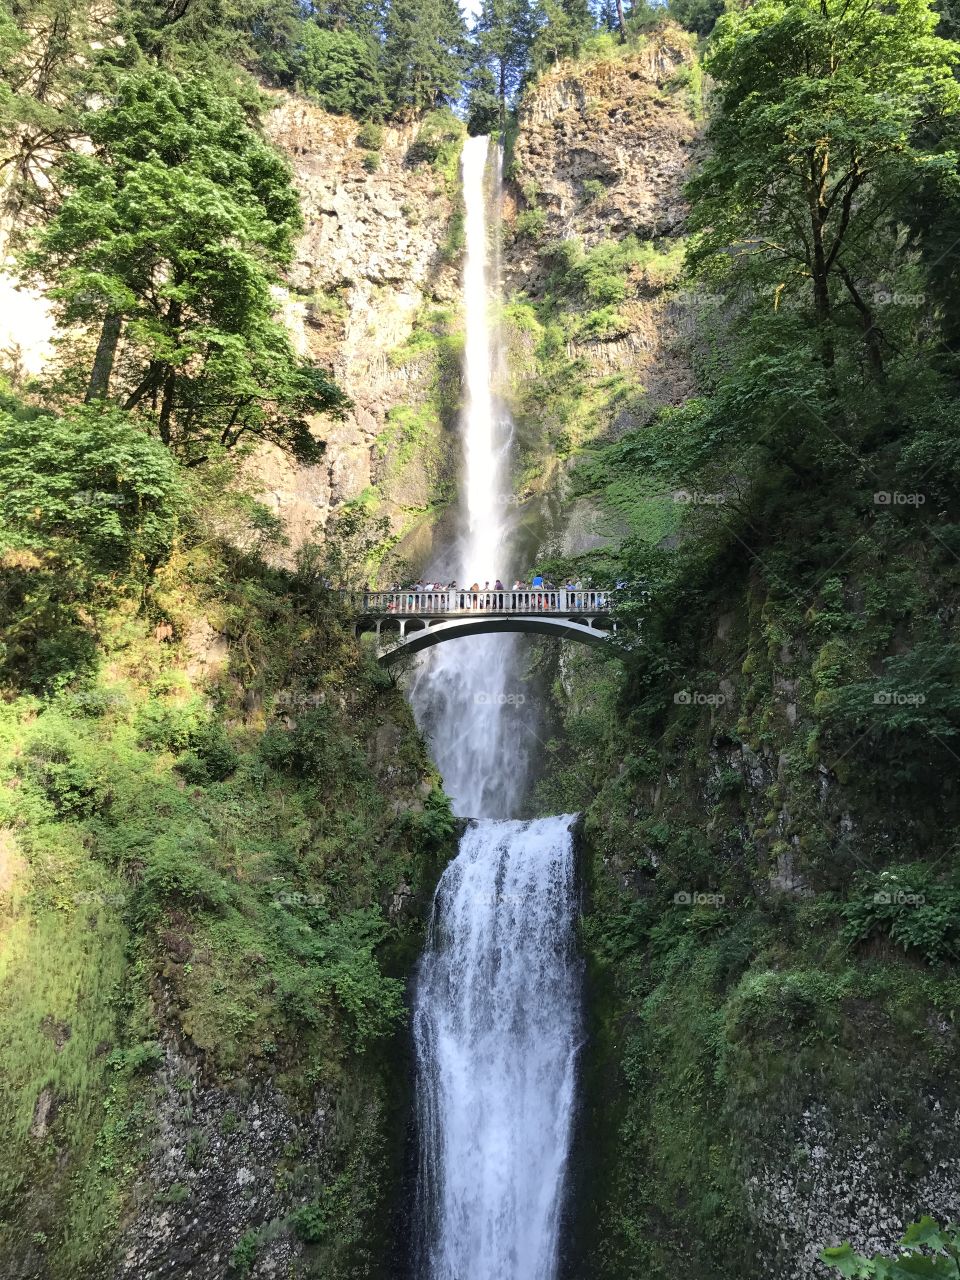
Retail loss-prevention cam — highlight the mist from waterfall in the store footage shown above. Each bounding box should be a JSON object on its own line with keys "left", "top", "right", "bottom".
{"left": 407, "top": 135, "right": 530, "bottom": 821}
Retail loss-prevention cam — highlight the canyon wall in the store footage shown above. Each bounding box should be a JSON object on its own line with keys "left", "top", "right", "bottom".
{"left": 505, "top": 31, "right": 960, "bottom": 1280}
{"left": 499, "top": 31, "right": 700, "bottom": 559}
{"left": 259, "top": 102, "right": 463, "bottom": 563}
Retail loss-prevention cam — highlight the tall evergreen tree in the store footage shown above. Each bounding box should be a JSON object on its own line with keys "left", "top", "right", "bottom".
{"left": 470, "top": 0, "right": 536, "bottom": 126}
{"left": 383, "top": 0, "right": 466, "bottom": 116}
{"left": 528, "top": 0, "right": 592, "bottom": 76}
{"left": 25, "top": 67, "right": 347, "bottom": 463}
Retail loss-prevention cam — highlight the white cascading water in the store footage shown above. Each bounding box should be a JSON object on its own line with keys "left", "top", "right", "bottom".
{"left": 407, "top": 135, "right": 528, "bottom": 820}
{"left": 408, "top": 138, "right": 583, "bottom": 1280}
{"left": 413, "top": 816, "right": 582, "bottom": 1280}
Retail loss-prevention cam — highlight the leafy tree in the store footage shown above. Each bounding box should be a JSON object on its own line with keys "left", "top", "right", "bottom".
{"left": 24, "top": 67, "right": 348, "bottom": 465}
{"left": 822, "top": 1217, "right": 960, "bottom": 1276}
{"left": 0, "top": 0, "right": 95, "bottom": 214}
{"left": 0, "top": 404, "right": 182, "bottom": 571}
{"left": 667, "top": 0, "right": 723, "bottom": 37}
{"left": 0, "top": 403, "right": 184, "bottom": 687}
{"left": 687, "top": 0, "right": 960, "bottom": 375}
{"left": 292, "top": 22, "right": 388, "bottom": 117}
{"left": 382, "top": 0, "right": 467, "bottom": 116}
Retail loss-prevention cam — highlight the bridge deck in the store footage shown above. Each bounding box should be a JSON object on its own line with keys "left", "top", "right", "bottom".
{"left": 345, "top": 588, "right": 610, "bottom": 618}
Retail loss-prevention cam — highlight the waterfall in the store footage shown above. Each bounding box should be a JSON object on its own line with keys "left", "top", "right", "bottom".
{"left": 413, "top": 816, "right": 582, "bottom": 1280}
{"left": 408, "top": 138, "right": 582, "bottom": 1280}
{"left": 408, "top": 135, "right": 529, "bottom": 820}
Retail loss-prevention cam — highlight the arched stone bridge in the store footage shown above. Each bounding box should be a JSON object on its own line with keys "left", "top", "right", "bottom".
{"left": 346, "top": 589, "right": 617, "bottom": 665}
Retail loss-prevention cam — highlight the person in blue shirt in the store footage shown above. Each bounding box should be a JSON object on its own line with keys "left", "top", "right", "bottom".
{"left": 532, "top": 572, "right": 544, "bottom": 588}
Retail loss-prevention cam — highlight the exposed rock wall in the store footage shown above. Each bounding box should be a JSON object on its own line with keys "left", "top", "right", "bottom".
{"left": 260, "top": 102, "right": 462, "bottom": 559}
{"left": 493, "top": 31, "right": 700, "bottom": 563}
{"left": 505, "top": 31, "right": 699, "bottom": 433}
{"left": 509, "top": 36, "right": 694, "bottom": 254}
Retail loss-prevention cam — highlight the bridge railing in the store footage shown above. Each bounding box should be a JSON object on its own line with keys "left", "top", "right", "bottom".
{"left": 342, "top": 588, "right": 611, "bottom": 616}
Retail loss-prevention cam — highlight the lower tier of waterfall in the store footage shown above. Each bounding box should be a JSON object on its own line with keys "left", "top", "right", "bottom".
{"left": 412, "top": 814, "right": 582, "bottom": 1280}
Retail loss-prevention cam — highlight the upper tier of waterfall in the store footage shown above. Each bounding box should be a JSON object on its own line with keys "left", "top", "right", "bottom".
{"left": 407, "top": 135, "right": 532, "bottom": 820}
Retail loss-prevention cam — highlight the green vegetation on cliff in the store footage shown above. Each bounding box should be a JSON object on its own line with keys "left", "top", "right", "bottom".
{"left": 0, "top": 467, "right": 455, "bottom": 1272}
{"left": 522, "top": 0, "right": 960, "bottom": 1273}
{"left": 0, "top": 8, "right": 457, "bottom": 1272}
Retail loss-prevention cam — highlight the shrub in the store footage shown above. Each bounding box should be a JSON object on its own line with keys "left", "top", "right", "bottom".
{"left": 20, "top": 720, "right": 110, "bottom": 818}
{"left": 842, "top": 867, "right": 960, "bottom": 962}
{"left": 228, "top": 1230, "right": 259, "bottom": 1275}
{"left": 136, "top": 693, "right": 207, "bottom": 754}
{"left": 174, "top": 724, "right": 239, "bottom": 784}
{"left": 823, "top": 1217, "right": 960, "bottom": 1274}
{"left": 516, "top": 208, "right": 548, "bottom": 239}
{"left": 0, "top": 405, "right": 183, "bottom": 574}
{"left": 579, "top": 306, "right": 625, "bottom": 339}
{"left": 137, "top": 836, "right": 234, "bottom": 917}
{"left": 361, "top": 151, "right": 380, "bottom": 173}
{"left": 407, "top": 109, "right": 464, "bottom": 173}
{"left": 356, "top": 122, "right": 384, "bottom": 150}
{"left": 581, "top": 178, "right": 605, "bottom": 203}
{"left": 400, "top": 787, "right": 457, "bottom": 853}
{"left": 291, "top": 1173, "right": 352, "bottom": 1244}
{"left": 108, "top": 1042, "right": 165, "bottom": 1074}
{"left": 259, "top": 706, "right": 364, "bottom": 783}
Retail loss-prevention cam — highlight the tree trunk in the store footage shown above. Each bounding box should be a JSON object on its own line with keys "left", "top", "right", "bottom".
{"left": 838, "top": 266, "right": 885, "bottom": 380}
{"left": 85, "top": 311, "right": 122, "bottom": 402}
{"left": 615, "top": 0, "right": 627, "bottom": 42}
{"left": 807, "top": 149, "right": 834, "bottom": 369}
{"left": 158, "top": 366, "right": 176, "bottom": 445}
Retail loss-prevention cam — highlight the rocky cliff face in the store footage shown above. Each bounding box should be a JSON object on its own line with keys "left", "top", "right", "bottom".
{"left": 500, "top": 32, "right": 700, "bottom": 555}
{"left": 260, "top": 102, "right": 463, "bottom": 562}
{"left": 506, "top": 31, "right": 698, "bottom": 414}
{"left": 509, "top": 35, "right": 694, "bottom": 254}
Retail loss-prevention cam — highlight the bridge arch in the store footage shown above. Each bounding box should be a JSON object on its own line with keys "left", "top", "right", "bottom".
{"left": 375, "top": 615, "right": 614, "bottom": 666}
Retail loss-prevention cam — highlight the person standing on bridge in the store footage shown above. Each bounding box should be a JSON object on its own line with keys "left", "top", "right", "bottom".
{"left": 532, "top": 571, "right": 544, "bottom": 611}
{"left": 494, "top": 579, "right": 504, "bottom": 608}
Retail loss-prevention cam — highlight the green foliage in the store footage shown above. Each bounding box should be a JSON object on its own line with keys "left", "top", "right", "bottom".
{"left": 400, "top": 787, "right": 458, "bottom": 853}
{"left": 668, "top": 0, "right": 723, "bottom": 36}
{"left": 0, "top": 529, "right": 454, "bottom": 1270}
{"left": 842, "top": 869, "right": 960, "bottom": 963}
{"left": 383, "top": 0, "right": 466, "bottom": 116}
{"left": 0, "top": 403, "right": 181, "bottom": 570}
{"left": 24, "top": 65, "right": 348, "bottom": 465}
{"left": 688, "top": 0, "right": 960, "bottom": 373}
{"left": 292, "top": 24, "right": 387, "bottom": 119}
{"left": 823, "top": 1217, "right": 960, "bottom": 1276}
{"left": 407, "top": 108, "right": 466, "bottom": 179}
{"left": 356, "top": 121, "right": 385, "bottom": 150}
{"left": 515, "top": 207, "right": 548, "bottom": 238}
{"left": 228, "top": 1229, "right": 259, "bottom": 1274}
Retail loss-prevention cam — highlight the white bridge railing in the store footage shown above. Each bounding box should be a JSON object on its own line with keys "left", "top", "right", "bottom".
{"left": 344, "top": 588, "right": 610, "bottom": 616}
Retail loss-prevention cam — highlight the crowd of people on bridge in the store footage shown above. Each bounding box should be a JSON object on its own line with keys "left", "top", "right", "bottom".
{"left": 366, "top": 575, "right": 608, "bottom": 613}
